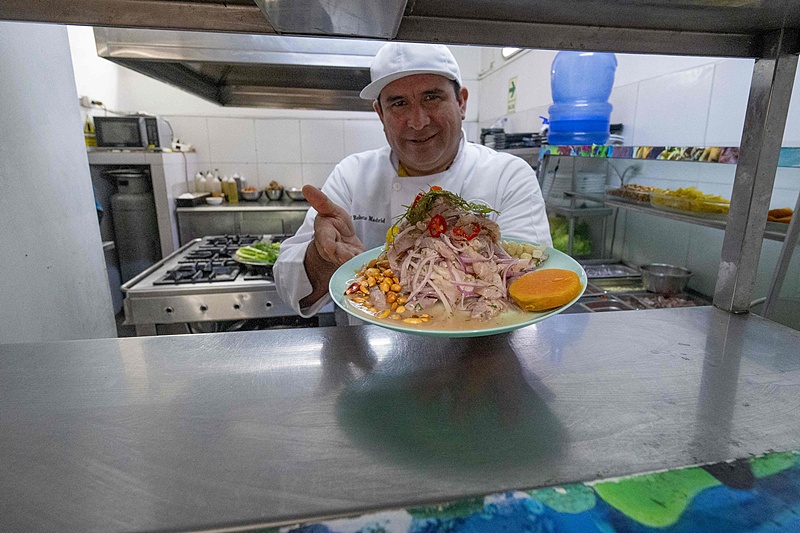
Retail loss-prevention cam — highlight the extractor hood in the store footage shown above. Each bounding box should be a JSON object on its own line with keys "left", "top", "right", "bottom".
{"left": 94, "top": 27, "right": 386, "bottom": 111}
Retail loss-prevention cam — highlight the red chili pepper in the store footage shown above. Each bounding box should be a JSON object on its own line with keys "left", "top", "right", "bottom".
{"left": 345, "top": 282, "right": 360, "bottom": 295}
{"left": 428, "top": 214, "right": 447, "bottom": 237}
{"left": 453, "top": 222, "right": 481, "bottom": 241}
{"left": 430, "top": 185, "right": 442, "bottom": 191}
{"left": 411, "top": 192, "right": 424, "bottom": 207}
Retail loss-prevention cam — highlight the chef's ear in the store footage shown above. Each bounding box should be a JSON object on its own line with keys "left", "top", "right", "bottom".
{"left": 458, "top": 86, "right": 468, "bottom": 119}
{"left": 373, "top": 98, "right": 384, "bottom": 119}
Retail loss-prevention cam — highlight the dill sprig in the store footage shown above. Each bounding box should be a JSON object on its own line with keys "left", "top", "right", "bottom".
{"left": 397, "top": 187, "right": 499, "bottom": 226}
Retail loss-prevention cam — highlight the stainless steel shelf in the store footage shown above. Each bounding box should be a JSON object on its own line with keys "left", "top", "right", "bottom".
{"left": 565, "top": 192, "right": 790, "bottom": 242}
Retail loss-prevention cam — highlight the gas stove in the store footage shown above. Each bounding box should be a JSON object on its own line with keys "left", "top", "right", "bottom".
{"left": 121, "top": 234, "right": 295, "bottom": 335}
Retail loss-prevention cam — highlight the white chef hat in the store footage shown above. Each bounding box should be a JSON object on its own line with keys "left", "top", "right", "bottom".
{"left": 360, "top": 42, "right": 462, "bottom": 101}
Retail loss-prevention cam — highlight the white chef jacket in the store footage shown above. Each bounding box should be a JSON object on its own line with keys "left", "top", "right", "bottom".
{"left": 274, "top": 132, "right": 552, "bottom": 317}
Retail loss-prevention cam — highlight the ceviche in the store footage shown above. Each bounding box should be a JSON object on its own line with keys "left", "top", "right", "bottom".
{"left": 344, "top": 186, "right": 549, "bottom": 325}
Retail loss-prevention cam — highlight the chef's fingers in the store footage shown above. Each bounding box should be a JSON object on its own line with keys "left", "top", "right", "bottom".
{"left": 313, "top": 221, "right": 342, "bottom": 263}
{"left": 313, "top": 218, "right": 364, "bottom": 265}
{"left": 303, "top": 185, "right": 357, "bottom": 237}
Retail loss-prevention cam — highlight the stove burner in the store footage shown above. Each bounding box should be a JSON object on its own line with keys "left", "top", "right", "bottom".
{"left": 180, "top": 246, "right": 238, "bottom": 262}
{"left": 204, "top": 234, "right": 262, "bottom": 247}
{"left": 154, "top": 260, "right": 241, "bottom": 285}
{"left": 243, "top": 264, "right": 275, "bottom": 281}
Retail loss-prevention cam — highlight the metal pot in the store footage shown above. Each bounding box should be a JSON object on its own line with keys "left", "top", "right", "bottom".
{"left": 640, "top": 263, "right": 692, "bottom": 296}
{"left": 265, "top": 188, "right": 283, "bottom": 201}
{"left": 285, "top": 187, "right": 305, "bottom": 201}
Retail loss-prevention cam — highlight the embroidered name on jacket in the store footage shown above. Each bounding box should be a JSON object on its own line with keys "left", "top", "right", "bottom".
{"left": 352, "top": 214, "right": 386, "bottom": 223}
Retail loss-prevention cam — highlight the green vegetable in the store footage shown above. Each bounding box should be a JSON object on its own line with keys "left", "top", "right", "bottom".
{"left": 549, "top": 216, "right": 593, "bottom": 256}
{"left": 235, "top": 242, "right": 280, "bottom": 263}
{"left": 398, "top": 187, "right": 499, "bottom": 226}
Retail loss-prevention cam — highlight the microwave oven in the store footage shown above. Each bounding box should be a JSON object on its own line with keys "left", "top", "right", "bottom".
{"left": 94, "top": 116, "right": 172, "bottom": 149}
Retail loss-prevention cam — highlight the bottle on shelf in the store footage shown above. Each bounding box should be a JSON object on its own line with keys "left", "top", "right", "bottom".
{"left": 223, "top": 175, "right": 238, "bottom": 204}
{"left": 194, "top": 172, "right": 206, "bottom": 193}
{"left": 209, "top": 173, "right": 222, "bottom": 196}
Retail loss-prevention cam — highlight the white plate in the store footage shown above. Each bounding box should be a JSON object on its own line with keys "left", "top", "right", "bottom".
{"left": 329, "top": 238, "right": 587, "bottom": 338}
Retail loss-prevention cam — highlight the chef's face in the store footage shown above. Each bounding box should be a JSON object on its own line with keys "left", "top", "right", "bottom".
{"left": 374, "top": 74, "right": 468, "bottom": 176}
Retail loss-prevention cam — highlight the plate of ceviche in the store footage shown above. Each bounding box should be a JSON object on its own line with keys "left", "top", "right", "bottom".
{"left": 329, "top": 187, "right": 587, "bottom": 337}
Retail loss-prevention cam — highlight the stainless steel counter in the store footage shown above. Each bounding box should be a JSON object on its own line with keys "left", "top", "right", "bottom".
{"left": 2, "top": 307, "right": 799, "bottom": 532}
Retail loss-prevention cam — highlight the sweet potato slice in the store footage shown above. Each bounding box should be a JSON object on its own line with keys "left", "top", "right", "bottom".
{"left": 509, "top": 269, "right": 583, "bottom": 312}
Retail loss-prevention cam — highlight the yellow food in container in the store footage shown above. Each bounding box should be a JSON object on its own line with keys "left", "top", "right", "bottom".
{"left": 650, "top": 186, "right": 730, "bottom": 214}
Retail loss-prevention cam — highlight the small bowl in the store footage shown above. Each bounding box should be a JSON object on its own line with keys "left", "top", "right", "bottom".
{"left": 241, "top": 190, "right": 262, "bottom": 201}
{"left": 285, "top": 187, "right": 305, "bottom": 201}
{"left": 265, "top": 188, "right": 284, "bottom": 201}
{"left": 205, "top": 196, "right": 224, "bottom": 205}
{"left": 640, "top": 263, "right": 692, "bottom": 296}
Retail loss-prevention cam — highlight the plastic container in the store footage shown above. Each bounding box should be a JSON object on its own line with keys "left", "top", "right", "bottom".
{"left": 548, "top": 51, "right": 617, "bottom": 146}
{"left": 650, "top": 191, "right": 730, "bottom": 215}
{"left": 193, "top": 172, "right": 204, "bottom": 193}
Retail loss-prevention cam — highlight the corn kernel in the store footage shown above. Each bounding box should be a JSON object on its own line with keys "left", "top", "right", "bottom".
{"left": 391, "top": 302, "right": 398, "bottom": 310}
{"left": 377, "top": 309, "right": 391, "bottom": 319}
{"left": 390, "top": 283, "right": 402, "bottom": 292}
{"left": 368, "top": 307, "right": 377, "bottom": 313}
{"left": 397, "top": 296, "right": 407, "bottom": 304}
{"left": 383, "top": 269, "right": 394, "bottom": 277}
{"left": 386, "top": 292, "right": 397, "bottom": 303}
{"left": 403, "top": 317, "right": 422, "bottom": 324}
{"left": 390, "top": 314, "right": 401, "bottom": 320}
{"left": 395, "top": 305, "right": 406, "bottom": 314}
{"left": 421, "top": 317, "right": 429, "bottom": 322}
{"left": 379, "top": 281, "right": 390, "bottom": 292}
{"left": 360, "top": 285, "right": 369, "bottom": 294}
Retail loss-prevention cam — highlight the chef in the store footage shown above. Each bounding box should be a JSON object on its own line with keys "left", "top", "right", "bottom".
{"left": 274, "top": 42, "right": 551, "bottom": 317}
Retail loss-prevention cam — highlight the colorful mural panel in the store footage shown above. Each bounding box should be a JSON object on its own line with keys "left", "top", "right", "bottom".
{"left": 267, "top": 451, "right": 800, "bottom": 533}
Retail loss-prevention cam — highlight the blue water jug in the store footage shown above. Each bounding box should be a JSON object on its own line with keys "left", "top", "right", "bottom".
{"left": 548, "top": 51, "right": 617, "bottom": 145}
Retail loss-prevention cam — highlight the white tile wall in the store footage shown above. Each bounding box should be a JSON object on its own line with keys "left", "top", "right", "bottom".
{"left": 301, "top": 120, "right": 345, "bottom": 163}
{"left": 258, "top": 163, "right": 303, "bottom": 189}
{"left": 207, "top": 117, "right": 257, "bottom": 163}
{"left": 685, "top": 225, "right": 725, "bottom": 296}
{"left": 608, "top": 84, "right": 638, "bottom": 145}
{"left": 632, "top": 64, "right": 714, "bottom": 146}
{"left": 255, "top": 119, "right": 301, "bottom": 163}
{"left": 621, "top": 212, "right": 691, "bottom": 267}
{"left": 166, "top": 116, "right": 211, "bottom": 163}
{"left": 782, "top": 66, "right": 800, "bottom": 147}
{"left": 302, "top": 163, "right": 338, "bottom": 188}
{"left": 705, "top": 59, "right": 752, "bottom": 146}
{"left": 343, "top": 120, "right": 387, "bottom": 154}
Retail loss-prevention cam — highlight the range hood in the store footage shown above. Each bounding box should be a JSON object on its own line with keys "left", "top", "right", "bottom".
{"left": 94, "top": 27, "right": 386, "bottom": 111}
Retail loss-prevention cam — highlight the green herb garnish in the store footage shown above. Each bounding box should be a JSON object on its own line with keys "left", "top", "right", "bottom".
{"left": 397, "top": 187, "right": 499, "bottom": 226}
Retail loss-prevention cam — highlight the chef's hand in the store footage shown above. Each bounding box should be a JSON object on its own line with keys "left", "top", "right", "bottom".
{"left": 300, "top": 185, "right": 365, "bottom": 308}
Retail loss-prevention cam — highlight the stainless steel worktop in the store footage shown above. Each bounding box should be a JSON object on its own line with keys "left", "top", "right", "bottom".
{"left": 2, "top": 307, "right": 799, "bottom": 532}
